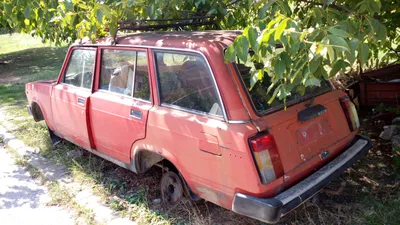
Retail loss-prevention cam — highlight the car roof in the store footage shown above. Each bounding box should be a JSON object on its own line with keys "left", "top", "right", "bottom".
{"left": 81, "top": 30, "right": 241, "bottom": 52}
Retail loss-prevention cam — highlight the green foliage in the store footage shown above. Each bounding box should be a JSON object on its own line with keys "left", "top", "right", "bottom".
{"left": 225, "top": 0, "right": 393, "bottom": 105}
{"left": 1, "top": 0, "right": 398, "bottom": 105}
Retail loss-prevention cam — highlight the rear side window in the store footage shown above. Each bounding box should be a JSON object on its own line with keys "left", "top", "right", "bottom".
{"left": 63, "top": 49, "right": 96, "bottom": 89}
{"left": 100, "top": 49, "right": 150, "bottom": 100}
{"left": 155, "top": 51, "right": 223, "bottom": 117}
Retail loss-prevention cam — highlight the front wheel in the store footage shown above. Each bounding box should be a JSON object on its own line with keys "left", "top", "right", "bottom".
{"left": 160, "top": 171, "right": 184, "bottom": 204}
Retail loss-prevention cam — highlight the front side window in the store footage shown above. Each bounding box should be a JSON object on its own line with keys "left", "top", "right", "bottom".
{"left": 100, "top": 49, "right": 136, "bottom": 96}
{"left": 155, "top": 51, "right": 223, "bottom": 117}
{"left": 63, "top": 49, "right": 96, "bottom": 89}
{"left": 100, "top": 49, "right": 150, "bottom": 100}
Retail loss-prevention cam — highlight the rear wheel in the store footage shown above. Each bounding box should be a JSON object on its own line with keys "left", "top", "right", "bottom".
{"left": 160, "top": 171, "right": 184, "bottom": 204}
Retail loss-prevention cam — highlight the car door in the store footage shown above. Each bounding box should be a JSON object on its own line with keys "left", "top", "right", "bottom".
{"left": 51, "top": 47, "right": 96, "bottom": 150}
{"left": 89, "top": 47, "right": 153, "bottom": 162}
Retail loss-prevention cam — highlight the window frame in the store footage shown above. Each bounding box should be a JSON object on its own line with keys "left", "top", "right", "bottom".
{"left": 60, "top": 47, "right": 97, "bottom": 90}
{"left": 96, "top": 46, "right": 152, "bottom": 103}
{"left": 153, "top": 49, "right": 226, "bottom": 121}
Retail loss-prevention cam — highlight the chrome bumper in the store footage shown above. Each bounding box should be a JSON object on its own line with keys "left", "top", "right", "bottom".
{"left": 232, "top": 135, "right": 372, "bottom": 224}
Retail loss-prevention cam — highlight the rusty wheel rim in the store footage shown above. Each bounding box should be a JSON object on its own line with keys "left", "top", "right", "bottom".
{"left": 160, "top": 171, "right": 183, "bottom": 204}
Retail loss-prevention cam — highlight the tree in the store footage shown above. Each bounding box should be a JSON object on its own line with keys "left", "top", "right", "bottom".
{"left": 1, "top": 0, "right": 398, "bottom": 105}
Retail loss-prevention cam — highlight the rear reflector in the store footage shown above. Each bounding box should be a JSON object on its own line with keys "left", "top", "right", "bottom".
{"left": 250, "top": 134, "right": 284, "bottom": 184}
{"left": 340, "top": 96, "right": 360, "bottom": 131}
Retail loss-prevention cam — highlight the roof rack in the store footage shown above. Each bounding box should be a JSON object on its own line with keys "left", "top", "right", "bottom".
{"left": 112, "top": 16, "right": 218, "bottom": 44}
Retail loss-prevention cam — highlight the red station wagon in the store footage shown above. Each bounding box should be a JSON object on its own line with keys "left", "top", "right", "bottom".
{"left": 25, "top": 26, "right": 372, "bottom": 223}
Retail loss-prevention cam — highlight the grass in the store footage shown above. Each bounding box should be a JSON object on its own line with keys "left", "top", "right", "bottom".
{"left": 1, "top": 33, "right": 399, "bottom": 225}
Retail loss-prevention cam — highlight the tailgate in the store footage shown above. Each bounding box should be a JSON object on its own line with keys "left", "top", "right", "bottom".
{"left": 253, "top": 90, "right": 353, "bottom": 175}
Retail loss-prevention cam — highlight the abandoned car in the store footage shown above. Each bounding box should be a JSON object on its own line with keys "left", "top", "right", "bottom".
{"left": 25, "top": 27, "right": 372, "bottom": 223}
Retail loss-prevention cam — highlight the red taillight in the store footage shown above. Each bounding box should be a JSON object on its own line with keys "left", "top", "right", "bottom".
{"left": 340, "top": 96, "right": 360, "bottom": 131}
{"left": 250, "top": 134, "right": 284, "bottom": 184}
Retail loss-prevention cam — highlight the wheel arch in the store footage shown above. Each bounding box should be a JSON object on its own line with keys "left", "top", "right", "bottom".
{"left": 31, "top": 101, "right": 45, "bottom": 122}
{"left": 132, "top": 147, "right": 200, "bottom": 201}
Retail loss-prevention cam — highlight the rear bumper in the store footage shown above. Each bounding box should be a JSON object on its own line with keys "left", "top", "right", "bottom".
{"left": 232, "top": 135, "right": 372, "bottom": 224}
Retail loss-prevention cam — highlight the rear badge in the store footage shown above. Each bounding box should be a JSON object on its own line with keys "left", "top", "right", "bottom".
{"left": 320, "top": 150, "right": 330, "bottom": 159}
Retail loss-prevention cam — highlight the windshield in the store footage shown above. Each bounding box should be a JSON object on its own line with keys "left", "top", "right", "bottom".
{"left": 236, "top": 63, "right": 332, "bottom": 114}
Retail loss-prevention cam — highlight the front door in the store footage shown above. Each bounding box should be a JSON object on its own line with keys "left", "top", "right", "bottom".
{"left": 51, "top": 47, "right": 96, "bottom": 150}
{"left": 89, "top": 48, "right": 153, "bottom": 162}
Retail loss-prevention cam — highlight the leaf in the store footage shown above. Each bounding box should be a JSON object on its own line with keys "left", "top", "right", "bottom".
{"left": 235, "top": 35, "right": 249, "bottom": 62}
{"left": 290, "top": 60, "right": 306, "bottom": 83}
{"left": 97, "top": 4, "right": 112, "bottom": 18}
{"left": 276, "top": 0, "right": 292, "bottom": 16}
{"left": 24, "top": 8, "right": 31, "bottom": 18}
{"left": 250, "top": 71, "right": 258, "bottom": 90}
{"left": 274, "top": 18, "right": 289, "bottom": 41}
{"left": 257, "top": 69, "right": 264, "bottom": 80}
{"left": 327, "top": 35, "right": 349, "bottom": 51}
{"left": 329, "top": 59, "right": 346, "bottom": 77}
{"left": 305, "top": 77, "right": 321, "bottom": 87}
{"left": 309, "top": 56, "right": 321, "bottom": 74}
{"left": 96, "top": 8, "right": 104, "bottom": 24}
{"left": 369, "top": 18, "right": 387, "bottom": 41}
{"left": 296, "top": 85, "right": 306, "bottom": 96}
{"left": 224, "top": 44, "right": 236, "bottom": 62}
{"left": 346, "top": 38, "right": 359, "bottom": 65}
{"left": 274, "top": 55, "right": 287, "bottom": 79}
{"left": 259, "top": 1, "right": 275, "bottom": 19}
{"left": 327, "top": 46, "right": 335, "bottom": 63}
{"left": 327, "top": 27, "right": 349, "bottom": 38}
{"left": 268, "top": 84, "right": 282, "bottom": 105}
{"left": 247, "top": 27, "right": 259, "bottom": 51}
{"left": 259, "top": 29, "right": 274, "bottom": 45}
{"left": 64, "top": 1, "right": 74, "bottom": 11}
{"left": 358, "top": 43, "right": 370, "bottom": 65}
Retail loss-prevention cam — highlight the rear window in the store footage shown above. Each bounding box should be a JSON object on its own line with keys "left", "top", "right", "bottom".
{"left": 236, "top": 63, "right": 331, "bottom": 114}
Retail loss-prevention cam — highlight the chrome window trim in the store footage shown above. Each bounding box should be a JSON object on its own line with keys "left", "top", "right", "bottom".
{"left": 160, "top": 103, "right": 225, "bottom": 121}
{"left": 96, "top": 89, "right": 152, "bottom": 104}
{"left": 151, "top": 49, "right": 228, "bottom": 121}
{"left": 227, "top": 120, "right": 251, "bottom": 124}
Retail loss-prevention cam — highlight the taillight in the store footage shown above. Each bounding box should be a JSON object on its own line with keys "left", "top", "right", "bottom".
{"left": 250, "top": 134, "right": 284, "bottom": 184}
{"left": 340, "top": 96, "right": 360, "bottom": 131}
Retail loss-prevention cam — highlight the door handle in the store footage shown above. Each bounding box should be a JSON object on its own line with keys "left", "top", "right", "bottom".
{"left": 77, "top": 97, "right": 85, "bottom": 105}
{"left": 130, "top": 109, "right": 142, "bottom": 119}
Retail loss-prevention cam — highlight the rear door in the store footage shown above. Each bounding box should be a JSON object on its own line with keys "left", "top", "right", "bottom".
{"left": 89, "top": 47, "right": 152, "bottom": 162}
{"left": 51, "top": 47, "right": 96, "bottom": 150}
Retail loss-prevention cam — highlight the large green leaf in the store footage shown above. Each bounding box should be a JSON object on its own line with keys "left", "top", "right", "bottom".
{"left": 235, "top": 35, "right": 249, "bottom": 62}
{"left": 358, "top": 43, "right": 370, "bottom": 65}
{"left": 224, "top": 44, "right": 235, "bottom": 62}
{"left": 327, "top": 35, "right": 349, "bottom": 51}
{"left": 327, "top": 27, "right": 349, "bottom": 38}
{"left": 274, "top": 18, "right": 289, "bottom": 41}
{"left": 247, "top": 27, "right": 259, "bottom": 51}
{"left": 329, "top": 59, "right": 346, "bottom": 77}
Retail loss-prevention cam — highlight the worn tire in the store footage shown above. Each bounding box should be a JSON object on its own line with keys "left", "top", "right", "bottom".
{"left": 160, "top": 171, "right": 184, "bottom": 204}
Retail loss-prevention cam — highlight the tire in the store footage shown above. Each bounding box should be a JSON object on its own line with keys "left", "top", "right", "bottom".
{"left": 160, "top": 171, "right": 184, "bottom": 204}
